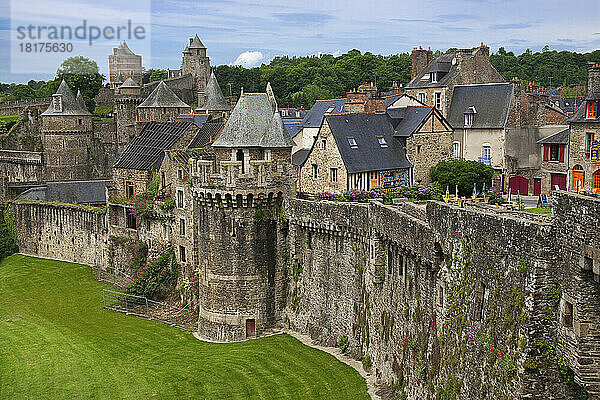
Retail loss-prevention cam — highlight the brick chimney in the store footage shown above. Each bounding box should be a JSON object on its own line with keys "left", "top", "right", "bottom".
{"left": 589, "top": 63, "right": 600, "bottom": 95}
{"left": 411, "top": 46, "right": 433, "bottom": 79}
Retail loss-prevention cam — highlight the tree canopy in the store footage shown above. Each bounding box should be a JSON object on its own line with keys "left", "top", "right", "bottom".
{"left": 149, "top": 69, "right": 168, "bottom": 82}
{"left": 430, "top": 159, "right": 494, "bottom": 197}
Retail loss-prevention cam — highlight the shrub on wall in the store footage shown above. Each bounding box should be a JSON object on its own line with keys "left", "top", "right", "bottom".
{"left": 126, "top": 248, "right": 178, "bottom": 298}
{"left": 430, "top": 159, "right": 494, "bottom": 197}
{"left": 0, "top": 206, "right": 18, "bottom": 261}
{"left": 315, "top": 184, "right": 443, "bottom": 204}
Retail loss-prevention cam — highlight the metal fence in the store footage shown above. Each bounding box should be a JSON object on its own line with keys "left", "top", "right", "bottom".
{"left": 102, "top": 289, "right": 197, "bottom": 331}
{"left": 97, "top": 265, "right": 133, "bottom": 290}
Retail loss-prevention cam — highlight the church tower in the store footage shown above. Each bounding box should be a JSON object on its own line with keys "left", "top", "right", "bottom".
{"left": 181, "top": 34, "right": 211, "bottom": 94}
{"left": 42, "top": 80, "right": 93, "bottom": 181}
{"left": 190, "top": 83, "right": 295, "bottom": 341}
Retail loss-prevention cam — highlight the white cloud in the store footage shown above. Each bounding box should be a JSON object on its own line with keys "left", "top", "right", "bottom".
{"left": 232, "top": 51, "right": 263, "bottom": 67}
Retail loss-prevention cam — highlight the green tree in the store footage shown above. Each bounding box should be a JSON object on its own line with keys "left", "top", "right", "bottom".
{"left": 149, "top": 69, "right": 168, "bottom": 82}
{"left": 55, "top": 56, "right": 104, "bottom": 111}
{"left": 430, "top": 159, "right": 494, "bottom": 196}
{"left": 56, "top": 56, "right": 100, "bottom": 75}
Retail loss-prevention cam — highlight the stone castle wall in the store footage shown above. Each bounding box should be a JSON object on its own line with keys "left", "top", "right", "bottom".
{"left": 11, "top": 201, "right": 107, "bottom": 267}
{"left": 0, "top": 98, "right": 51, "bottom": 117}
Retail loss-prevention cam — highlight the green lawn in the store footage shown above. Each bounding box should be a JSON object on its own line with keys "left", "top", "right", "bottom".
{"left": 524, "top": 207, "right": 552, "bottom": 215}
{"left": 0, "top": 254, "right": 368, "bottom": 400}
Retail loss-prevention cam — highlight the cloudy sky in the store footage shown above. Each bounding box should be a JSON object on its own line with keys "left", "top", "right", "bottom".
{"left": 1, "top": 0, "right": 599, "bottom": 82}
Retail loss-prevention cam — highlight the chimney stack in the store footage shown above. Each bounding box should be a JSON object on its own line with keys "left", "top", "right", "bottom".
{"left": 411, "top": 46, "right": 433, "bottom": 80}
{"left": 589, "top": 63, "right": 600, "bottom": 95}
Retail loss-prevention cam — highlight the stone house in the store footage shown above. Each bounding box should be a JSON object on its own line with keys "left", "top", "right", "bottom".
{"left": 299, "top": 112, "right": 412, "bottom": 193}
{"left": 292, "top": 98, "right": 346, "bottom": 154}
{"left": 406, "top": 43, "right": 505, "bottom": 117}
{"left": 386, "top": 105, "right": 454, "bottom": 184}
{"left": 567, "top": 64, "right": 600, "bottom": 193}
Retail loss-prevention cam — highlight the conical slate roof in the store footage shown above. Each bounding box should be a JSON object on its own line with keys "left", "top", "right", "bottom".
{"left": 182, "top": 45, "right": 191, "bottom": 54}
{"left": 200, "top": 71, "right": 229, "bottom": 111}
{"left": 138, "top": 81, "right": 189, "bottom": 108}
{"left": 189, "top": 34, "right": 206, "bottom": 49}
{"left": 114, "top": 71, "right": 124, "bottom": 84}
{"left": 120, "top": 77, "right": 139, "bottom": 88}
{"left": 42, "top": 80, "right": 91, "bottom": 116}
{"left": 76, "top": 90, "right": 86, "bottom": 110}
{"left": 212, "top": 86, "right": 293, "bottom": 148}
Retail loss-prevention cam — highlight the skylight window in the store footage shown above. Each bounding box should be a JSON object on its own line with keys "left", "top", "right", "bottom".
{"left": 377, "top": 137, "right": 388, "bottom": 147}
{"left": 348, "top": 137, "right": 358, "bottom": 148}
{"left": 325, "top": 106, "right": 335, "bottom": 114}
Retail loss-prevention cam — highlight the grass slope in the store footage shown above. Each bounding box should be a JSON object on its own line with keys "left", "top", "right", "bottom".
{"left": 0, "top": 255, "right": 369, "bottom": 400}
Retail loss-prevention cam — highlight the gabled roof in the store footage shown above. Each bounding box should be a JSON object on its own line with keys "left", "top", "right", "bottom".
{"left": 569, "top": 98, "right": 600, "bottom": 123}
{"left": 537, "top": 127, "right": 570, "bottom": 145}
{"left": 42, "top": 80, "right": 91, "bottom": 116}
{"left": 212, "top": 90, "right": 294, "bottom": 148}
{"left": 117, "top": 41, "right": 135, "bottom": 55}
{"left": 120, "top": 77, "right": 139, "bottom": 88}
{"left": 301, "top": 98, "right": 346, "bottom": 128}
{"left": 199, "top": 71, "right": 229, "bottom": 111}
{"left": 406, "top": 52, "right": 458, "bottom": 89}
{"left": 114, "top": 121, "right": 194, "bottom": 170}
{"left": 325, "top": 113, "right": 412, "bottom": 174}
{"left": 188, "top": 121, "right": 223, "bottom": 149}
{"left": 386, "top": 106, "right": 436, "bottom": 137}
{"left": 447, "top": 83, "right": 513, "bottom": 129}
{"left": 138, "top": 81, "right": 189, "bottom": 108}
{"left": 189, "top": 34, "right": 206, "bottom": 49}
{"left": 283, "top": 121, "right": 303, "bottom": 138}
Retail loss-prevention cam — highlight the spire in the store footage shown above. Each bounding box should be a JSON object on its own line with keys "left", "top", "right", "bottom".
{"left": 115, "top": 71, "right": 124, "bottom": 84}
{"left": 189, "top": 34, "right": 206, "bottom": 49}
{"left": 199, "top": 71, "right": 229, "bottom": 111}
{"left": 266, "top": 82, "right": 277, "bottom": 112}
{"left": 120, "top": 77, "right": 139, "bottom": 88}
{"left": 76, "top": 90, "right": 86, "bottom": 110}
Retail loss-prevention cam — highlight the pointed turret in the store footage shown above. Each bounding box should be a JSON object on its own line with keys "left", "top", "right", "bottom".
{"left": 76, "top": 90, "right": 87, "bottom": 111}
{"left": 138, "top": 81, "right": 189, "bottom": 109}
{"left": 261, "top": 110, "right": 294, "bottom": 148}
{"left": 42, "top": 80, "right": 90, "bottom": 116}
{"left": 266, "top": 82, "right": 277, "bottom": 113}
{"left": 199, "top": 71, "right": 229, "bottom": 112}
{"left": 114, "top": 71, "right": 124, "bottom": 85}
{"left": 189, "top": 34, "right": 206, "bottom": 49}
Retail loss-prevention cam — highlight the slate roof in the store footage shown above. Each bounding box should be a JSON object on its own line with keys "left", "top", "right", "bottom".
{"left": 76, "top": 90, "right": 86, "bottom": 110}
{"left": 569, "top": 99, "right": 600, "bottom": 123}
{"left": 447, "top": 83, "right": 513, "bottom": 129}
{"left": 554, "top": 96, "right": 585, "bottom": 116}
{"left": 42, "top": 80, "right": 91, "bottom": 116}
{"left": 301, "top": 99, "right": 346, "bottom": 128}
{"left": 188, "top": 121, "right": 223, "bottom": 149}
{"left": 189, "top": 34, "right": 206, "bottom": 49}
{"left": 212, "top": 91, "right": 294, "bottom": 148}
{"left": 386, "top": 106, "right": 435, "bottom": 137}
{"left": 176, "top": 113, "right": 211, "bottom": 126}
{"left": 199, "top": 71, "right": 229, "bottom": 111}
{"left": 292, "top": 149, "right": 310, "bottom": 166}
{"left": 115, "top": 71, "right": 124, "bottom": 84}
{"left": 114, "top": 121, "right": 194, "bottom": 170}
{"left": 19, "top": 180, "right": 109, "bottom": 205}
{"left": 283, "top": 121, "right": 303, "bottom": 138}
{"left": 325, "top": 113, "right": 412, "bottom": 174}
{"left": 138, "top": 81, "right": 189, "bottom": 108}
{"left": 384, "top": 94, "right": 403, "bottom": 108}
{"left": 120, "top": 77, "right": 139, "bottom": 88}
{"left": 406, "top": 52, "right": 458, "bottom": 89}
{"left": 537, "top": 127, "right": 570, "bottom": 145}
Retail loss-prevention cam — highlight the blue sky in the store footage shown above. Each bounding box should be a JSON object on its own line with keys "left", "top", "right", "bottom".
{"left": 1, "top": 0, "right": 599, "bottom": 83}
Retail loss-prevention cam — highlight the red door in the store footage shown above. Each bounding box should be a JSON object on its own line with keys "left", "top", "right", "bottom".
{"left": 509, "top": 176, "right": 528, "bottom": 196}
{"left": 550, "top": 174, "right": 566, "bottom": 191}
{"left": 533, "top": 178, "right": 541, "bottom": 196}
{"left": 246, "top": 319, "right": 256, "bottom": 337}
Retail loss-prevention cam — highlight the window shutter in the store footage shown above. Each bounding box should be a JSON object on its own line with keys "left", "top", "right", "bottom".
{"left": 559, "top": 145, "right": 565, "bottom": 162}
{"left": 543, "top": 145, "right": 549, "bottom": 161}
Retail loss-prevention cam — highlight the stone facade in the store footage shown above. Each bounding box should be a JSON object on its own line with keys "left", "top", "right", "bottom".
{"left": 299, "top": 120, "right": 348, "bottom": 193}
{"left": 569, "top": 121, "right": 600, "bottom": 192}
{"left": 0, "top": 150, "right": 43, "bottom": 183}
{"left": 108, "top": 42, "right": 143, "bottom": 89}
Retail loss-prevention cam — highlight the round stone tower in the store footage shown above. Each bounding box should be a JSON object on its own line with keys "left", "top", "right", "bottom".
{"left": 41, "top": 80, "right": 93, "bottom": 181}
{"left": 181, "top": 34, "right": 211, "bottom": 94}
{"left": 189, "top": 83, "right": 296, "bottom": 341}
{"left": 114, "top": 77, "right": 143, "bottom": 152}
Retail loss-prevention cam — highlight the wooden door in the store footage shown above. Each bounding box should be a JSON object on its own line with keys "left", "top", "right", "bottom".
{"left": 246, "top": 319, "right": 255, "bottom": 338}
{"left": 533, "top": 178, "right": 541, "bottom": 196}
{"left": 509, "top": 176, "right": 528, "bottom": 196}
{"left": 572, "top": 168, "right": 584, "bottom": 191}
{"left": 550, "top": 174, "right": 566, "bottom": 191}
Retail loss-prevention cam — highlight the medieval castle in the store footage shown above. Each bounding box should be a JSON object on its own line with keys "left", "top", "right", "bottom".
{"left": 2, "top": 35, "right": 600, "bottom": 399}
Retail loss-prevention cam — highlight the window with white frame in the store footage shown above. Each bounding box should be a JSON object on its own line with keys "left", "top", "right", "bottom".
{"left": 453, "top": 141, "right": 461, "bottom": 158}
{"left": 418, "top": 92, "right": 426, "bottom": 104}
{"left": 347, "top": 137, "right": 358, "bottom": 148}
{"left": 330, "top": 168, "right": 338, "bottom": 183}
{"left": 377, "top": 137, "right": 388, "bottom": 147}
{"left": 465, "top": 113, "right": 474, "bottom": 127}
{"left": 434, "top": 92, "right": 442, "bottom": 110}
{"left": 482, "top": 144, "right": 491, "bottom": 161}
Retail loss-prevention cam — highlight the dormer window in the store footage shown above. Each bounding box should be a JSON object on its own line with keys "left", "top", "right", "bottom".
{"left": 588, "top": 101, "right": 597, "bottom": 119}
{"left": 465, "top": 113, "right": 474, "bottom": 127}
{"left": 377, "top": 137, "right": 388, "bottom": 147}
{"left": 52, "top": 94, "right": 63, "bottom": 113}
{"left": 348, "top": 137, "right": 358, "bottom": 148}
